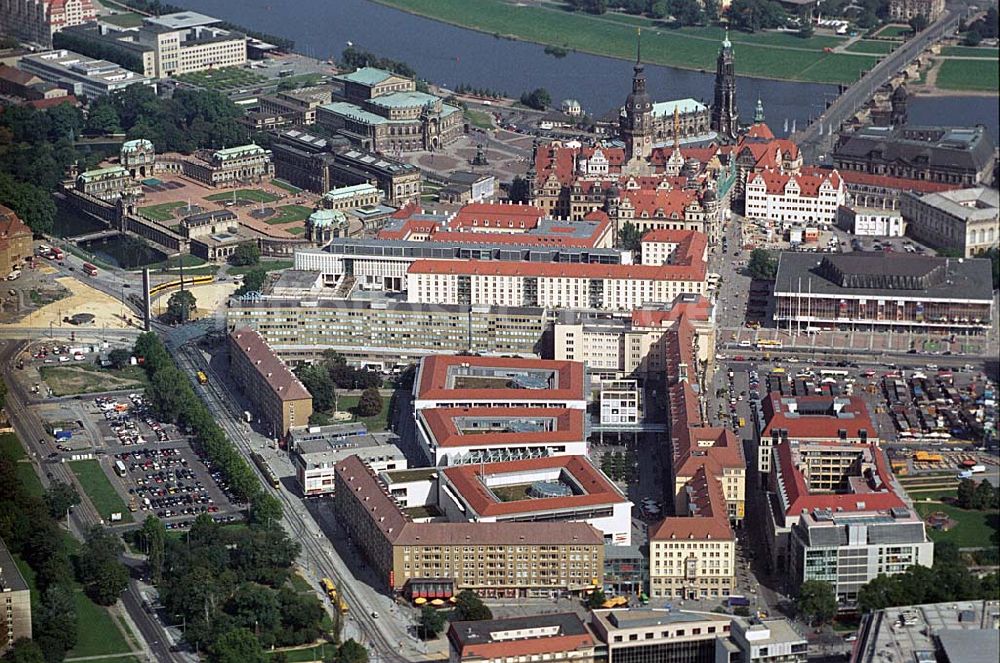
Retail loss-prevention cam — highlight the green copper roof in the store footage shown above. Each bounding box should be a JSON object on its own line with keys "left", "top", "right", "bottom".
{"left": 213, "top": 144, "right": 265, "bottom": 160}
{"left": 320, "top": 102, "right": 388, "bottom": 126}
{"left": 78, "top": 165, "right": 129, "bottom": 181}
{"left": 323, "top": 183, "right": 379, "bottom": 201}
{"left": 334, "top": 67, "right": 395, "bottom": 86}
{"left": 651, "top": 99, "right": 706, "bottom": 117}
{"left": 367, "top": 90, "right": 439, "bottom": 110}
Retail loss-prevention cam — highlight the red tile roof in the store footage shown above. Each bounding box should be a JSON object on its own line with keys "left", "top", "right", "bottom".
{"left": 450, "top": 202, "right": 545, "bottom": 230}
{"left": 745, "top": 123, "right": 775, "bottom": 140}
{"left": 630, "top": 298, "right": 711, "bottom": 327}
{"left": 414, "top": 355, "right": 586, "bottom": 404}
{"left": 27, "top": 95, "right": 78, "bottom": 110}
{"left": 760, "top": 392, "right": 877, "bottom": 441}
{"left": 229, "top": 328, "right": 312, "bottom": 402}
{"left": 623, "top": 188, "right": 697, "bottom": 218}
{"left": 773, "top": 441, "right": 904, "bottom": 517}
{"left": 0, "top": 204, "right": 32, "bottom": 247}
{"left": 441, "top": 455, "right": 627, "bottom": 517}
{"left": 838, "top": 170, "right": 962, "bottom": 194}
{"left": 420, "top": 407, "right": 585, "bottom": 449}
{"left": 651, "top": 466, "right": 733, "bottom": 541}
{"left": 0, "top": 64, "right": 40, "bottom": 86}
{"left": 748, "top": 167, "right": 842, "bottom": 197}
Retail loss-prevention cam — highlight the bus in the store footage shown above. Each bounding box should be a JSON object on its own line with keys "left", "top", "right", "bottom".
{"left": 321, "top": 578, "right": 336, "bottom": 597}
{"left": 114, "top": 460, "right": 127, "bottom": 477}
{"left": 820, "top": 369, "right": 849, "bottom": 378}
{"left": 196, "top": 371, "right": 209, "bottom": 385}
{"left": 82, "top": 262, "right": 98, "bottom": 277}
{"left": 756, "top": 339, "right": 783, "bottom": 349}
{"left": 601, "top": 596, "right": 628, "bottom": 609}
{"left": 37, "top": 244, "right": 50, "bottom": 256}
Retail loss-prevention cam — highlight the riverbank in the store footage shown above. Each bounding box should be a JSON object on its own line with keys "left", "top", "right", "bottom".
{"left": 369, "top": 0, "right": 881, "bottom": 84}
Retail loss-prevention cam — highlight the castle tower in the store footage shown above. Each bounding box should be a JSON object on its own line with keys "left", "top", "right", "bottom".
{"left": 621, "top": 30, "right": 653, "bottom": 164}
{"left": 711, "top": 30, "right": 739, "bottom": 142}
{"left": 754, "top": 96, "right": 765, "bottom": 124}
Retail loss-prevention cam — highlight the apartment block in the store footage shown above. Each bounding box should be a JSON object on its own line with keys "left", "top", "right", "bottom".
{"left": 334, "top": 454, "right": 605, "bottom": 598}
{"left": 0, "top": 0, "right": 96, "bottom": 46}
{"left": 227, "top": 327, "right": 312, "bottom": 437}
{"left": 0, "top": 536, "right": 31, "bottom": 654}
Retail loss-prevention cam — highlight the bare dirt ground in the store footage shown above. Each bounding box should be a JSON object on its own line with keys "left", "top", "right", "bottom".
{"left": 0, "top": 276, "right": 133, "bottom": 330}
{"left": 150, "top": 282, "right": 237, "bottom": 321}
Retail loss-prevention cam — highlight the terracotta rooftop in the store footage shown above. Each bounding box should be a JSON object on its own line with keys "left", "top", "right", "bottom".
{"left": 441, "top": 455, "right": 627, "bottom": 517}
{"left": 761, "top": 393, "right": 878, "bottom": 441}
{"left": 651, "top": 466, "right": 733, "bottom": 541}
{"left": 229, "top": 328, "right": 312, "bottom": 402}
{"left": 406, "top": 256, "right": 706, "bottom": 282}
{"left": 420, "top": 407, "right": 585, "bottom": 449}
{"left": 838, "top": 169, "right": 963, "bottom": 194}
{"left": 414, "top": 355, "right": 586, "bottom": 404}
{"left": 630, "top": 298, "right": 712, "bottom": 327}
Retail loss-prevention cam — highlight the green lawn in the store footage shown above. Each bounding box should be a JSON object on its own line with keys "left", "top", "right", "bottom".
{"left": 464, "top": 108, "right": 494, "bottom": 130}
{"left": 915, "top": 501, "right": 1000, "bottom": 548}
{"left": 262, "top": 204, "right": 312, "bottom": 225}
{"left": 908, "top": 488, "right": 959, "bottom": 502}
{"left": 68, "top": 460, "right": 132, "bottom": 523}
{"left": 138, "top": 201, "right": 188, "bottom": 222}
{"left": 174, "top": 67, "right": 266, "bottom": 90}
{"left": 154, "top": 254, "right": 209, "bottom": 270}
{"left": 228, "top": 259, "right": 293, "bottom": 275}
{"left": 205, "top": 189, "right": 281, "bottom": 203}
{"left": 101, "top": 12, "right": 144, "bottom": 28}
{"left": 272, "top": 179, "right": 304, "bottom": 193}
{"left": 0, "top": 433, "right": 44, "bottom": 498}
{"left": 935, "top": 59, "right": 1000, "bottom": 91}
{"left": 371, "top": 0, "right": 867, "bottom": 83}
{"left": 875, "top": 24, "right": 911, "bottom": 38}
{"left": 286, "top": 226, "right": 306, "bottom": 235}
{"left": 40, "top": 364, "right": 148, "bottom": 397}
{"left": 336, "top": 393, "right": 391, "bottom": 432}
{"left": 275, "top": 73, "right": 329, "bottom": 90}
{"left": 845, "top": 39, "right": 896, "bottom": 55}
{"left": 267, "top": 644, "right": 338, "bottom": 662}
{"left": 940, "top": 45, "right": 999, "bottom": 58}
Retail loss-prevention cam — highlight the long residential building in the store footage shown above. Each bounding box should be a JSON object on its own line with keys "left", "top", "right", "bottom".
{"left": 334, "top": 454, "right": 605, "bottom": 598}
{"left": 0, "top": 0, "right": 96, "bottom": 46}
{"left": 773, "top": 252, "right": 994, "bottom": 333}
{"left": 405, "top": 256, "right": 707, "bottom": 311}
{"left": 227, "top": 327, "right": 313, "bottom": 437}
{"left": 225, "top": 297, "right": 549, "bottom": 366}
{"left": 0, "top": 536, "right": 32, "bottom": 654}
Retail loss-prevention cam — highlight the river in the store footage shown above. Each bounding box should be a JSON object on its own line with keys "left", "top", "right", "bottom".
{"left": 172, "top": 0, "right": 997, "bottom": 141}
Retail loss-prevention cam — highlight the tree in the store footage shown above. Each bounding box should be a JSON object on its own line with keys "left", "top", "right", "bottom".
{"left": 964, "top": 28, "right": 983, "bottom": 46}
{"left": 84, "top": 100, "right": 122, "bottom": 135}
{"left": 2, "top": 639, "right": 45, "bottom": 663}
{"left": 418, "top": 605, "right": 446, "bottom": 639}
{"left": 452, "top": 590, "right": 493, "bottom": 622}
{"left": 107, "top": 348, "right": 132, "bottom": 370}
{"left": 0, "top": 173, "right": 56, "bottom": 234}
{"left": 731, "top": 0, "right": 787, "bottom": 32}
{"left": 617, "top": 222, "right": 643, "bottom": 253}
{"left": 909, "top": 14, "right": 928, "bottom": 33}
{"left": 703, "top": 0, "right": 720, "bottom": 21}
{"left": 230, "top": 243, "right": 261, "bottom": 267}
{"left": 957, "top": 478, "right": 976, "bottom": 509}
{"left": 519, "top": 88, "right": 551, "bottom": 111}
{"left": 356, "top": 386, "right": 382, "bottom": 418}
{"left": 44, "top": 481, "right": 80, "bottom": 520}
{"left": 857, "top": 573, "right": 906, "bottom": 612}
{"left": 141, "top": 515, "right": 166, "bottom": 584}
{"left": 587, "top": 588, "right": 607, "bottom": 609}
{"left": 972, "top": 479, "right": 997, "bottom": 511}
{"left": 746, "top": 248, "right": 778, "bottom": 280}
{"left": 797, "top": 580, "right": 837, "bottom": 625}
{"left": 207, "top": 628, "right": 266, "bottom": 663}
{"left": 77, "top": 526, "right": 129, "bottom": 606}
{"left": 165, "top": 289, "right": 197, "bottom": 324}
{"left": 335, "top": 639, "right": 368, "bottom": 663}
{"left": 798, "top": 22, "right": 815, "bottom": 38}
{"left": 235, "top": 266, "right": 268, "bottom": 296}
{"left": 508, "top": 175, "right": 530, "bottom": 204}
{"left": 35, "top": 584, "right": 78, "bottom": 662}
{"left": 672, "top": 0, "right": 705, "bottom": 26}
{"left": 295, "top": 363, "right": 336, "bottom": 412}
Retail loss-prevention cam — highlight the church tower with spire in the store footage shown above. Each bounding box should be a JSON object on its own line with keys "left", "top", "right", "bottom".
{"left": 621, "top": 30, "right": 653, "bottom": 164}
{"left": 711, "top": 30, "right": 739, "bottom": 142}
{"left": 754, "top": 96, "right": 765, "bottom": 124}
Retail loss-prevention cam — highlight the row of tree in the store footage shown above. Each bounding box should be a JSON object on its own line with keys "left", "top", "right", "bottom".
{"left": 132, "top": 332, "right": 282, "bottom": 516}
{"left": 956, "top": 478, "right": 999, "bottom": 511}
{"left": 0, "top": 440, "right": 130, "bottom": 662}
{"left": 796, "top": 542, "right": 1000, "bottom": 624}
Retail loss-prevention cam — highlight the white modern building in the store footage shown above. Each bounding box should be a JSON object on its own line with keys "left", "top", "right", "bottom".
{"left": 18, "top": 49, "right": 154, "bottom": 97}
{"left": 599, "top": 380, "right": 641, "bottom": 426}
{"left": 837, "top": 205, "right": 906, "bottom": 237}
{"left": 745, "top": 167, "right": 846, "bottom": 227}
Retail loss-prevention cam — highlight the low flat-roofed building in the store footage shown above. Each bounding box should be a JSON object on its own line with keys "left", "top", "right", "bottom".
{"left": 0, "top": 535, "right": 32, "bottom": 653}
{"left": 447, "top": 613, "right": 599, "bottom": 663}
{"left": 836, "top": 205, "right": 905, "bottom": 237}
{"left": 725, "top": 617, "right": 808, "bottom": 663}
{"left": 225, "top": 297, "right": 549, "bottom": 366}
{"left": 773, "top": 252, "right": 994, "bottom": 334}
{"left": 334, "top": 454, "right": 605, "bottom": 598}
{"left": 901, "top": 187, "right": 999, "bottom": 258}
{"left": 228, "top": 327, "right": 312, "bottom": 437}
{"left": 413, "top": 355, "right": 587, "bottom": 412}
{"left": 589, "top": 608, "right": 732, "bottom": 663}
{"left": 850, "top": 600, "right": 999, "bottom": 663}
{"left": 289, "top": 424, "right": 406, "bottom": 496}
{"left": 416, "top": 406, "right": 588, "bottom": 466}
{"left": 438, "top": 455, "right": 632, "bottom": 546}
{"left": 440, "top": 171, "right": 495, "bottom": 204}
{"left": 19, "top": 49, "right": 153, "bottom": 97}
